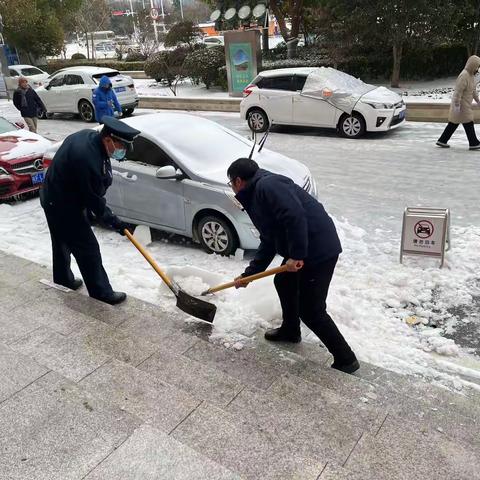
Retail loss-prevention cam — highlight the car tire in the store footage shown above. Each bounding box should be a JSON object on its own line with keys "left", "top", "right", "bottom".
{"left": 338, "top": 113, "right": 366, "bottom": 138}
{"left": 78, "top": 100, "right": 95, "bottom": 122}
{"left": 247, "top": 109, "right": 269, "bottom": 133}
{"left": 37, "top": 108, "right": 47, "bottom": 119}
{"left": 122, "top": 108, "right": 134, "bottom": 117}
{"left": 197, "top": 215, "right": 238, "bottom": 256}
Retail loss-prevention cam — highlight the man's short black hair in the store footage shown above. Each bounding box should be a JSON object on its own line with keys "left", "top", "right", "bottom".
{"left": 227, "top": 158, "right": 259, "bottom": 181}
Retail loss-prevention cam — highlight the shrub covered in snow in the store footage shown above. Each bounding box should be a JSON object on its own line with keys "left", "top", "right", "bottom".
{"left": 183, "top": 46, "right": 226, "bottom": 89}
{"left": 144, "top": 47, "right": 190, "bottom": 85}
{"left": 71, "top": 53, "right": 86, "bottom": 60}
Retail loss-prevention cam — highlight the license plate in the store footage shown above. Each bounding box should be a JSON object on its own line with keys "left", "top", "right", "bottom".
{"left": 115, "top": 86, "right": 126, "bottom": 93}
{"left": 31, "top": 172, "right": 44, "bottom": 185}
{"left": 399, "top": 110, "right": 405, "bottom": 120}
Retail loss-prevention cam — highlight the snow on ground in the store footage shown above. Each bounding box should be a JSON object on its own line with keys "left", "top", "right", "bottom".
{"left": 2, "top": 106, "right": 480, "bottom": 391}
{"left": 133, "top": 76, "right": 461, "bottom": 103}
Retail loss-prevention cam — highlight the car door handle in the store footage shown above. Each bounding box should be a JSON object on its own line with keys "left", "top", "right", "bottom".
{"left": 113, "top": 170, "right": 137, "bottom": 182}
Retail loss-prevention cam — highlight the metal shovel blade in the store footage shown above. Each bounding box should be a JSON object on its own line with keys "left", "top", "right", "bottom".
{"left": 176, "top": 289, "right": 217, "bottom": 323}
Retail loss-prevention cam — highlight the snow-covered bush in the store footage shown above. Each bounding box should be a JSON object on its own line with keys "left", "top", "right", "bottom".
{"left": 183, "top": 46, "right": 226, "bottom": 89}
{"left": 144, "top": 47, "right": 189, "bottom": 85}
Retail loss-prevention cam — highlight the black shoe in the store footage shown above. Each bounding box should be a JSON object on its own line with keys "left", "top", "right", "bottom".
{"left": 436, "top": 141, "right": 450, "bottom": 148}
{"left": 469, "top": 144, "right": 480, "bottom": 150}
{"left": 94, "top": 291, "right": 127, "bottom": 305}
{"left": 331, "top": 358, "right": 360, "bottom": 374}
{"left": 57, "top": 278, "right": 83, "bottom": 290}
{"left": 264, "top": 327, "right": 301, "bottom": 343}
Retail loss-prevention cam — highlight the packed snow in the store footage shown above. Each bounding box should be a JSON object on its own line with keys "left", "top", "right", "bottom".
{"left": 1, "top": 105, "right": 480, "bottom": 392}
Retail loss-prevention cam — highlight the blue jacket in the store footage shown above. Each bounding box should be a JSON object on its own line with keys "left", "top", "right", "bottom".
{"left": 92, "top": 75, "right": 122, "bottom": 123}
{"left": 236, "top": 169, "right": 342, "bottom": 276}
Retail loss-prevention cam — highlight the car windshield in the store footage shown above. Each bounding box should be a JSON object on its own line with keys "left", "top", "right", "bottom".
{"left": 0, "top": 117, "right": 16, "bottom": 134}
{"left": 20, "top": 67, "right": 44, "bottom": 76}
{"left": 92, "top": 71, "right": 121, "bottom": 83}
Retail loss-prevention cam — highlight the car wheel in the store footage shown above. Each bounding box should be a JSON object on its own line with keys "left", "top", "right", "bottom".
{"left": 247, "top": 109, "right": 269, "bottom": 133}
{"left": 78, "top": 100, "right": 95, "bottom": 122}
{"left": 197, "top": 215, "right": 238, "bottom": 256}
{"left": 37, "top": 108, "right": 47, "bottom": 119}
{"left": 122, "top": 108, "right": 134, "bottom": 117}
{"left": 339, "top": 113, "right": 366, "bottom": 138}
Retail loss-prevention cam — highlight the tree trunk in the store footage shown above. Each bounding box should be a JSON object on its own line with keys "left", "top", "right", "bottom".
{"left": 85, "top": 32, "right": 90, "bottom": 60}
{"left": 391, "top": 43, "right": 403, "bottom": 88}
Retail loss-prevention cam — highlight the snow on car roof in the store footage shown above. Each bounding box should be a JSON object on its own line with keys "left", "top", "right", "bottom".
{"left": 121, "top": 113, "right": 309, "bottom": 185}
{"left": 259, "top": 67, "right": 319, "bottom": 77}
{"left": 56, "top": 66, "right": 118, "bottom": 74}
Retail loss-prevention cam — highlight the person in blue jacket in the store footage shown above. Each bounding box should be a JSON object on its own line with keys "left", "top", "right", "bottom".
{"left": 92, "top": 75, "right": 122, "bottom": 123}
{"left": 228, "top": 158, "right": 359, "bottom": 374}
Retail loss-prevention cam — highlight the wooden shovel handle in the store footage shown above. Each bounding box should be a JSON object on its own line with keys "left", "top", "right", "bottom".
{"left": 204, "top": 264, "right": 289, "bottom": 295}
{"left": 124, "top": 229, "right": 175, "bottom": 292}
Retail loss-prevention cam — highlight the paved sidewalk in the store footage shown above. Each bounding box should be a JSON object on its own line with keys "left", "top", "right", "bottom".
{"left": 1, "top": 252, "right": 479, "bottom": 479}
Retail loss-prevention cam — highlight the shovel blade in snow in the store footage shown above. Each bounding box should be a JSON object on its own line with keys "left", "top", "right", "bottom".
{"left": 176, "top": 289, "right": 217, "bottom": 323}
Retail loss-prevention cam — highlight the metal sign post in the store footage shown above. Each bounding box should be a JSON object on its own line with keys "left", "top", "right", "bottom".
{"left": 400, "top": 207, "right": 450, "bottom": 268}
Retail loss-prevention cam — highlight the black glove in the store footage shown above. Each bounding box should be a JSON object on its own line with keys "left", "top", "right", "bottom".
{"left": 110, "top": 217, "right": 131, "bottom": 236}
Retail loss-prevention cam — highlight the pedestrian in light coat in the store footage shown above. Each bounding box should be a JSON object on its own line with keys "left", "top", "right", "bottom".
{"left": 228, "top": 158, "right": 359, "bottom": 374}
{"left": 92, "top": 75, "right": 122, "bottom": 123}
{"left": 12, "top": 77, "right": 46, "bottom": 133}
{"left": 437, "top": 55, "right": 480, "bottom": 150}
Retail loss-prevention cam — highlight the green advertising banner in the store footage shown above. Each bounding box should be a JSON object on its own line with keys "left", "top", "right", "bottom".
{"left": 228, "top": 42, "right": 254, "bottom": 92}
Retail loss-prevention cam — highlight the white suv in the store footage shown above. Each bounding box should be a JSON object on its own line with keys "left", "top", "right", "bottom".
{"left": 36, "top": 67, "right": 139, "bottom": 122}
{"left": 240, "top": 67, "right": 406, "bottom": 138}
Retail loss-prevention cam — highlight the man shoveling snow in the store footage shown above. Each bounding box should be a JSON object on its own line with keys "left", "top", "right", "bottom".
{"left": 227, "top": 158, "right": 359, "bottom": 374}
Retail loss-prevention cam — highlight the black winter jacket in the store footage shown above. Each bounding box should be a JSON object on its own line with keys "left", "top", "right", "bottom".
{"left": 13, "top": 87, "right": 46, "bottom": 118}
{"left": 236, "top": 169, "right": 342, "bottom": 276}
{"left": 40, "top": 129, "right": 119, "bottom": 227}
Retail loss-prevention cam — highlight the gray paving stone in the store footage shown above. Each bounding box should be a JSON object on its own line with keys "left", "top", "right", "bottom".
{"left": 137, "top": 346, "right": 244, "bottom": 407}
{"left": 226, "top": 374, "right": 380, "bottom": 465}
{"left": 119, "top": 314, "right": 199, "bottom": 354}
{"left": 10, "top": 326, "right": 110, "bottom": 382}
{"left": 345, "top": 416, "right": 480, "bottom": 480}
{"left": 6, "top": 298, "right": 92, "bottom": 337}
{"left": 183, "top": 340, "right": 280, "bottom": 390}
{"left": 0, "top": 371, "right": 141, "bottom": 480}
{"left": 80, "top": 359, "right": 200, "bottom": 432}
{"left": 73, "top": 320, "right": 160, "bottom": 366}
{"left": 0, "top": 304, "right": 44, "bottom": 344}
{"left": 84, "top": 423, "right": 241, "bottom": 480}
{"left": 172, "top": 402, "right": 325, "bottom": 480}
{"left": 0, "top": 343, "right": 49, "bottom": 403}
{"left": 1, "top": 256, "right": 47, "bottom": 287}
{"left": 318, "top": 464, "right": 357, "bottom": 480}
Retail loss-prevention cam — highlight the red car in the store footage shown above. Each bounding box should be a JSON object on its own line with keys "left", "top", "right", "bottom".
{"left": 0, "top": 117, "right": 51, "bottom": 201}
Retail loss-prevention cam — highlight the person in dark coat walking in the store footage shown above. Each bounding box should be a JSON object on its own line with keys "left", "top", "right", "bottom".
{"left": 12, "top": 77, "right": 46, "bottom": 133}
{"left": 40, "top": 117, "right": 140, "bottom": 305}
{"left": 228, "top": 158, "right": 359, "bottom": 374}
{"left": 92, "top": 75, "right": 122, "bottom": 123}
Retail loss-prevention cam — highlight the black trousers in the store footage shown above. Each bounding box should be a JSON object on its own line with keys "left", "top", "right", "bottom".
{"left": 43, "top": 207, "right": 114, "bottom": 299}
{"left": 274, "top": 256, "right": 356, "bottom": 364}
{"left": 438, "top": 121, "right": 479, "bottom": 146}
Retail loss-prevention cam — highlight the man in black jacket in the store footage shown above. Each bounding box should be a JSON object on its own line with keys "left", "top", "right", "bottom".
{"left": 228, "top": 158, "right": 359, "bottom": 374}
{"left": 12, "top": 77, "right": 46, "bottom": 133}
{"left": 40, "top": 117, "right": 140, "bottom": 305}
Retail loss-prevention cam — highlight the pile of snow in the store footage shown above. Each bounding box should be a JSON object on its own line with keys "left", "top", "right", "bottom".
{"left": 1, "top": 199, "right": 479, "bottom": 391}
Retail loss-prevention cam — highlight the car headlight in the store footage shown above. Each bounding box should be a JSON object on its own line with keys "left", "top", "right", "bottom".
{"left": 363, "top": 101, "right": 395, "bottom": 109}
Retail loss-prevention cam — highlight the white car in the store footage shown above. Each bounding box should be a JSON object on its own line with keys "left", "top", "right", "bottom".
{"left": 6, "top": 65, "right": 49, "bottom": 90}
{"left": 35, "top": 67, "right": 139, "bottom": 122}
{"left": 241, "top": 67, "right": 406, "bottom": 138}
{"left": 43, "top": 113, "right": 316, "bottom": 255}
{"left": 203, "top": 36, "right": 224, "bottom": 47}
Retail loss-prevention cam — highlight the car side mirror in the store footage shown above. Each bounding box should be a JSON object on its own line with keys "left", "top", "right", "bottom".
{"left": 155, "top": 165, "right": 183, "bottom": 179}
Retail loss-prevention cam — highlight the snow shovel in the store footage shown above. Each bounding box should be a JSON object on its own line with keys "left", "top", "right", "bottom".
{"left": 201, "top": 264, "right": 289, "bottom": 296}
{"left": 124, "top": 229, "right": 217, "bottom": 323}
